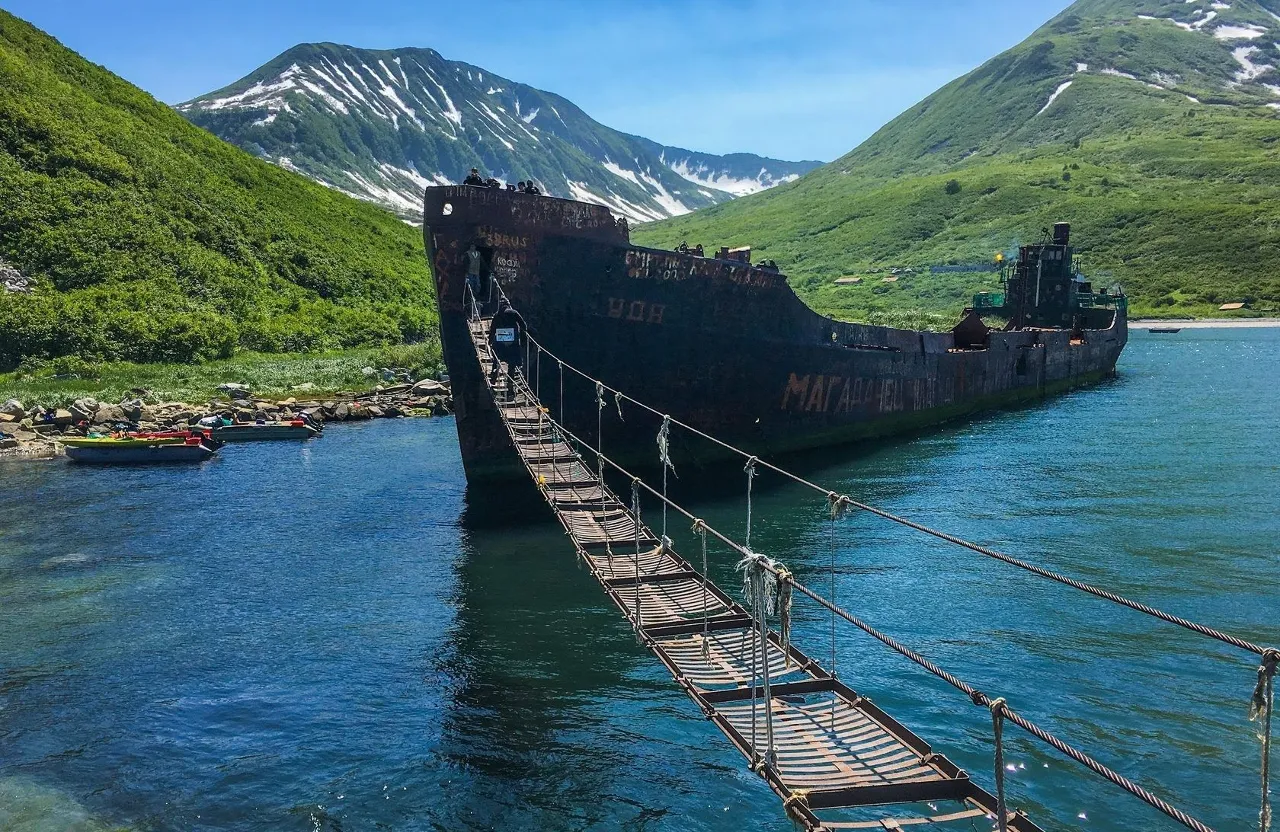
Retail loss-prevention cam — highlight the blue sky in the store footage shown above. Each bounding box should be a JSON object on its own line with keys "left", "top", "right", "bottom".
{"left": 2, "top": 0, "right": 1070, "bottom": 161}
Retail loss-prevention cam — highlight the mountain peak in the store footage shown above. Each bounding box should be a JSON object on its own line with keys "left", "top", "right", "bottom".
{"left": 178, "top": 43, "right": 820, "bottom": 222}
{"left": 634, "top": 0, "right": 1280, "bottom": 320}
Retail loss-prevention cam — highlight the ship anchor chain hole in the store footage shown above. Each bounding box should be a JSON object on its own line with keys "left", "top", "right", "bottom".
{"left": 442, "top": 203, "right": 453, "bottom": 216}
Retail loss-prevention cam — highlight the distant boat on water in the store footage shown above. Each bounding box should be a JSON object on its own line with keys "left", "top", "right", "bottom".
{"left": 1148, "top": 327, "right": 1182, "bottom": 333}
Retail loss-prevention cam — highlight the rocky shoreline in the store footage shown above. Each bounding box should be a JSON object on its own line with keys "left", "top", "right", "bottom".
{"left": 0, "top": 379, "right": 453, "bottom": 461}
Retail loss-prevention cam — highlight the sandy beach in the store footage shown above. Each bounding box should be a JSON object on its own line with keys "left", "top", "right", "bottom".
{"left": 1132, "top": 318, "right": 1280, "bottom": 329}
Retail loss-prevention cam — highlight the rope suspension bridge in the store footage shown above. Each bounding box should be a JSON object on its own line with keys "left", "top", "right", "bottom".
{"left": 466, "top": 299, "right": 1277, "bottom": 832}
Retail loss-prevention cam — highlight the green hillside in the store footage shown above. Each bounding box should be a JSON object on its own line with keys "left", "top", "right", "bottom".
{"left": 635, "top": 0, "right": 1280, "bottom": 320}
{"left": 0, "top": 10, "right": 435, "bottom": 371}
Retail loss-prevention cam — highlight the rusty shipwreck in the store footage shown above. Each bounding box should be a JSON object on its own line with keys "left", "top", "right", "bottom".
{"left": 423, "top": 185, "right": 1127, "bottom": 483}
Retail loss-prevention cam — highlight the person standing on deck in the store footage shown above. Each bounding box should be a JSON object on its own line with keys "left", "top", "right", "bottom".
{"left": 488, "top": 298, "right": 527, "bottom": 400}
{"left": 463, "top": 168, "right": 485, "bottom": 186}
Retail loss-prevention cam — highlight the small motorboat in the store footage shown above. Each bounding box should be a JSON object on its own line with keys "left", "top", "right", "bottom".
{"left": 212, "top": 419, "right": 321, "bottom": 442}
{"left": 1148, "top": 327, "right": 1182, "bottom": 334}
{"left": 60, "top": 435, "right": 217, "bottom": 464}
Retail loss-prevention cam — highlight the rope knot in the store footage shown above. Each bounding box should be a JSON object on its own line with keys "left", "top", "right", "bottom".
{"left": 735, "top": 550, "right": 779, "bottom": 615}
{"left": 1250, "top": 648, "right": 1279, "bottom": 722}
{"left": 691, "top": 518, "right": 706, "bottom": 534}
{"left": 782, "top": 788, "right": 811, "bottom": 821}
{"left": 656, "top": 415, "right": 675, "bottom": 473}
{"left": 1264, "top": 648, "right": 1280, "bottom": 673}
{"left": 969, "top": 689, "right": 988, "bottom": 708}
{"left": 776, "top": 565, "right": 795, "bottom": 664}
{"left": 990, "top": 696, "right": 1010, "bottom": 832}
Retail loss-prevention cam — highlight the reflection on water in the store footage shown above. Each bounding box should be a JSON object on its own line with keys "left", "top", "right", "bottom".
{"left": 0, "top": 328, "right": 1277, "bottom": 831}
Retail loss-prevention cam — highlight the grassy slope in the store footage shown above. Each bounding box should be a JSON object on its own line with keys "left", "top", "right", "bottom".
{"left": 635, "top": 0, "right": 1280, "bottom": 320}
{"left": 0, "top": 10, "right": 437, "bottom": 370}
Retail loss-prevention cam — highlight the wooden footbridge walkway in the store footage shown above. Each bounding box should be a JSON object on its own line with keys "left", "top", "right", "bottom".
{"left": 466, "top": 314, "right": 1275, "bottom": 832}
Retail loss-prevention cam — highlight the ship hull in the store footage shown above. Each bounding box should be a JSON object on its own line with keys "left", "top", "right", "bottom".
{"left": 424, "top": 187, "right": 1127, "bottom": 484}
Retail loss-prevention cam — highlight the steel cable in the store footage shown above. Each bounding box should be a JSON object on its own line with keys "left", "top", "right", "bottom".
{"left": 539, "top": 406, "right": 1218, "bottom": 832}
{"left": 526, "top": 334, "right": 1269, "bottom": 658}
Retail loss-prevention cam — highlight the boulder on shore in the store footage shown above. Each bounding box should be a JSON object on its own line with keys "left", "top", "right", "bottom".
{"left": 411, "top": 379, "right": 448, "bottom": 396}
{"left": 119, "top": 399, "right": 152, "bottom": 423}
{"left": 217, "top": 382, "right": 251, "bottom": 400}
{"left": 92, "top": 404, "right": 127, "bottom": 425}
{"left": 1, "top": 399, "right": 24, "bottom": 420}
{"left": 70, "top": 397, "right": 100, "bottom": 423}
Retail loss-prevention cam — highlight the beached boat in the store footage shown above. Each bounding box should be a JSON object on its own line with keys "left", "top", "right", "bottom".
{"left": 212, "top": 421, "right": 320, "bottom": 442}
{"left": 61, "top": 436, "right": 217, "bottom": 464}
{"left": 422, "top": 185, "right": 1128, "bottom": 483}
{"left": 129, "top": 428, "right": 224, "bottom": 447}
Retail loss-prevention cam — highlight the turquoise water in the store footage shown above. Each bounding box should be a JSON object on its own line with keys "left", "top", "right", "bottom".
{"left": 1, "top": 328, "right": 1276, "bottom": 831}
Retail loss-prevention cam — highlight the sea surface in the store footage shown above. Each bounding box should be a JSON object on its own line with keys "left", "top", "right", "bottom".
{"left": 1, "top": 328, "right": 1276, "bottom": 832}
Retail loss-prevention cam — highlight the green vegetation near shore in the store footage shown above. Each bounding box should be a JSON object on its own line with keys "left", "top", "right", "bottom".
{"left": 635, "top": 2, "right": 1280, "bottom": 323}
{"left": 0, "top": 10, "right": 437, "bottom": 372}
{"left": 0, "top": 342, "right": 442, "bottom": 410}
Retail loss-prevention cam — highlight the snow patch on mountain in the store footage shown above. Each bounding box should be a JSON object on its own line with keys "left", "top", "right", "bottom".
{"left": 602, "top": 159, "right": 641, "bottom": 186}
{"left": 296, "top": 78, "right": 350, "bottom": 114}
{"left": 1232, "top": 46, "right": 1273, "bottom": 81}
{"left": 566, "top": 181, "right": 664, "bottom": 222}
{"left": 665, "top": 157, "right": 799, "bottom": 196}
{"left": 1036, "top": 80, "right": 1073, "bottom": 115}
{"left": 637, "top": 168, "right": 692, "bottom": 217}
{"left": 1215, "top": 24, "right": 1267, "bottom": 39}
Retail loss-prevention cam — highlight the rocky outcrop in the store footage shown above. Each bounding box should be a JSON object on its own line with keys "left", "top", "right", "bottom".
{"left": 0, "top": 379, "right": 453, "bottom": 461}
{"left": 0, "top": 258, "right": 31, "bottom": 293}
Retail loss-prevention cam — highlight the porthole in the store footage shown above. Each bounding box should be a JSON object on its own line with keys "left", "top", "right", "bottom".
{"left": 443, "top": 203, "right": 453, "bottom": 216}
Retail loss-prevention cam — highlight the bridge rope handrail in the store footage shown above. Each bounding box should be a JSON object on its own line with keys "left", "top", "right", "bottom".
{"left": 532, "top": 398, "right": 1219, "bottom": 832}
{"left": 526, "top": 333, "right": 1271, "bottom": 660}
{"left": 476, "top": 290, "right": 1269, "bottom": 830}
